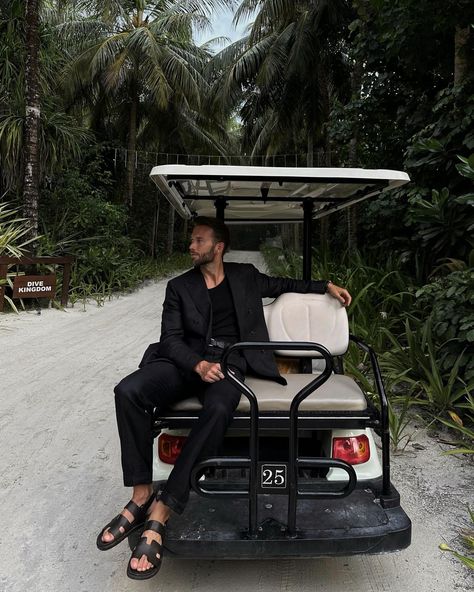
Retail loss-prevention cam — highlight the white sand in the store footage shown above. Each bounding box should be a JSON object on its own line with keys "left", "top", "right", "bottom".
{"left": 0, "top": 250, "right": 472, "bottom": 592}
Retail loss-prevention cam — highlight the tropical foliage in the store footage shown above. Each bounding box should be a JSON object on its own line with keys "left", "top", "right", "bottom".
{"left": 262, "top": 243, "right": 474, "bottom": 455}
{"left": 0, "top": 2, "right": 473, "bottom": 426}
{"left": 0, "top": 202, "right": 36, "bottom": 257}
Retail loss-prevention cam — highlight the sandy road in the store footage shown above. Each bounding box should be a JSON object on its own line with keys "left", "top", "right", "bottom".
{"left": 0, "top": 250, "right": 472, "bottom": 592}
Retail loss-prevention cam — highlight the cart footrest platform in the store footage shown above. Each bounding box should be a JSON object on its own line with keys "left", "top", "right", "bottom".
{"left": 129, "top": 481, "right": 411, "bottom": 558}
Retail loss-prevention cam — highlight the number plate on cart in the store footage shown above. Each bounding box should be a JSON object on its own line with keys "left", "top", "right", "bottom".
{"left": 258, "top": 463, "right": 288, "bottom": 493}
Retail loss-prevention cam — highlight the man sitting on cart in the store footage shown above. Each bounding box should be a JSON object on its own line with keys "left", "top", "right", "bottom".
{"left": 97, "top": 216, "right": 352, "bottom": 580}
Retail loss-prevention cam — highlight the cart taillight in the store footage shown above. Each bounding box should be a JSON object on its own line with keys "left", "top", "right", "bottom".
{"left": 158, "top": 434, "right": 187, "bottom": 464}
{"left": 332, "top": 435, "right": 370, "bottom": 465}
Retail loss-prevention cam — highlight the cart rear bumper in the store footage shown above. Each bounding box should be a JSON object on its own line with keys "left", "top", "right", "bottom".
{"left": 129, "top": 480, "right": 411, "bottom": 559}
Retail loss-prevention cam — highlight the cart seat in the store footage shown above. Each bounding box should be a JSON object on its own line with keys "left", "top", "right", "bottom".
{"left": 168, "top": 293, "right": 367, "bottom": 415}
{"left": 170, "top": 373, "right": 367, "bottom": 412}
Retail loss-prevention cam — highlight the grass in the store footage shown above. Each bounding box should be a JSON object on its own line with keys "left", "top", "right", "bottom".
{"left": 440, "top": 506, "right": 474, "bottom": 571}
{"left": 66, "top": 252, "right": 190, "bottom": 310}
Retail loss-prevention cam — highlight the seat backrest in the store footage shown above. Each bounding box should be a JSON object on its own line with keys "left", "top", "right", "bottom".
{"left": 263, "top": 292, "right": 349, "bottom": 357}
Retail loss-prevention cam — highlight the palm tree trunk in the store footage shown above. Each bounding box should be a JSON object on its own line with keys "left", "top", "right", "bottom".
{"left": 318, "top": 67, "right": 331, "bottom": 254}
{"left": 182, "top": 218, "right": 188, "bottom": 245}
{"left": 347, "top": 142, "right": 358, "bottom": 251}
{"left": 150, "top": 199, "right": 160, "bottom": 258}
{"left": 23, "top": 0, "right": 41, "bottom": 246}
{"left": 293, "top": 224, "right": 300, "bottom": 252}
{"left": 307, "top": 132, "right": 314, "bottom": 167}
{"left": 166, "top": 203, "right": 175, "bottom": 255}
{"left": 454, "top": 25, "right": 472, "bottom": 86}
{"left": 346, "top": 60, "right": 363, "bottom": 251}
{"left": 126, "top": 91, "right": 138, "bottom": 207}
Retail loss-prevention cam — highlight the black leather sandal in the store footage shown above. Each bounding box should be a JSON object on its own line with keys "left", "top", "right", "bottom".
{"left": 96, "top": 494, "right": 155, "bottom": 551}
{"left": 126, "top": 519, "right": 166, "bottom": 580}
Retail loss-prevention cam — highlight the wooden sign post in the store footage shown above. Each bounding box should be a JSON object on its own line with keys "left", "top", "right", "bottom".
{"left": 13, "top": 275, "right": 57, "bottom": 299}
{"left": 0, "top": 256, "right": 74, "bottom": 312}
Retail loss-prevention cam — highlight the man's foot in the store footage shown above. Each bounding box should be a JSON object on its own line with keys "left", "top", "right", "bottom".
{"left": 128, "top": 500, "right": 170, "bottom": 574}
{"left": 97, "top": 485, "right": 154, "bottom": 550}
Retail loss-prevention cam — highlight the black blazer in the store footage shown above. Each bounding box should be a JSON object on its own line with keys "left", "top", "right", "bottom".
{"left": 140, "top": 263, "right": 327, "bottom": 384}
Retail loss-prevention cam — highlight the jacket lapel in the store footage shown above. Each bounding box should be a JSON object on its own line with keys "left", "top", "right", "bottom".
{"left": 225, "top": 263, "right": 245, "bottom": 337}
{"left": 184, "top": 267, "right": 211, "bottom": 322}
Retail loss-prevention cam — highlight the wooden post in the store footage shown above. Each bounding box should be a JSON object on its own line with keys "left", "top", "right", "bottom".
{"left": 61, "top": 260, "right": 72, "bottom": 308}
{"left": 0, "top": 264, "right": 8, "bottom": 313}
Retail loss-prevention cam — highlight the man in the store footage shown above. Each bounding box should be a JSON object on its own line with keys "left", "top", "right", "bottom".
{"left": 97, "top": 217, "right": 351, "bottom": 580}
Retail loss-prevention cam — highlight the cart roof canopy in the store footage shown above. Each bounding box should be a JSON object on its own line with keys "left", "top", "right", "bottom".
{"left": 149, "top": 165, "right": 410, "bottom": 223}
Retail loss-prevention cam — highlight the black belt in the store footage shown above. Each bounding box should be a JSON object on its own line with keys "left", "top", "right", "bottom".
{"left": 208, "top": 338, "right": 234, "bottom": 349}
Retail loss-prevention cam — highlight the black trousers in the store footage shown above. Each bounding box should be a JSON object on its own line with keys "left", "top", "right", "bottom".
{"left": 114, "top": 350, "right": 244, "bottom": 514}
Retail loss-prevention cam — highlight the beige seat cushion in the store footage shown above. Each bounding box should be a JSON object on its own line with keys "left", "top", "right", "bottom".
{"left": 264, "top": 293, "right": 349, "bottom": 357}
{"left": 169, "top": 373, "right": 367, "bottom": 413}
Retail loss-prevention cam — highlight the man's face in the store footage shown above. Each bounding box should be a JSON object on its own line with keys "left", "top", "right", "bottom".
{"left": 189, "top": 225, "right": 222, "bottom": 267}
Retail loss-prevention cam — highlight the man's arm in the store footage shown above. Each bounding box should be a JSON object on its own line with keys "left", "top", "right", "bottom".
{"left": 253, "top": 267, "right": 352, "bottom": 306}
{"left": 325, "top": 280, "right": 352, "bottom": 306}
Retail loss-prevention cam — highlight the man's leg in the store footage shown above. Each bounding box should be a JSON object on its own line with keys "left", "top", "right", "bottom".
{"left": 100, "top": 360, "right": 190, "bottom": 545}
{"left": 132, "top": 368, "right": 243, "bottom": 573}
{"left": 160, "top": 369, "right": 243, "bottom": 512}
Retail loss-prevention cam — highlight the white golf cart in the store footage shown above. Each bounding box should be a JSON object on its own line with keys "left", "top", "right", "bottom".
{"left": 134, "top": 165, "right": 411, "bottom": 558}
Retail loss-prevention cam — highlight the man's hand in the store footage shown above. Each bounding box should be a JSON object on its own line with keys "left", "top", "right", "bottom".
{"left": 327, "top": 282, "right": 352, "bottom": 307}
{"left": 194, "top": 360, "right": 225, "bottom": 383}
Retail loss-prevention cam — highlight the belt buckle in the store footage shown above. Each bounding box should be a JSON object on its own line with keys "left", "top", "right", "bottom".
{"left": 209, "top": 338, "right": 229, "bottom": 349}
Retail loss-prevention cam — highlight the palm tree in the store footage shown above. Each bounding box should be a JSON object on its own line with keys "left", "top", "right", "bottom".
{"left": 213, "top": 0, "right": 353, "bottom": 160}
{"left": 0, "top": 1, "right": 90, "bottom": 208}
{"left": 61, "top": 0, "right": 232, "bottom": 206}
{"left": 23, "top": 0, "right": 41, "bottom": 244}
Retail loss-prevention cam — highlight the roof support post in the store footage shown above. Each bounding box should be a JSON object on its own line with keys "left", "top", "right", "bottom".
{"left": 302, "top": 200, "right": 313, "bottom": 280}
{"left": 214, "top": 197, "right": 227, "bottom": 220}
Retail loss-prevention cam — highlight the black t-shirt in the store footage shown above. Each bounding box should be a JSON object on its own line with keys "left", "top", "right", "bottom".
{"left": 208, "top": 277, "right": 239, "bottom": 342}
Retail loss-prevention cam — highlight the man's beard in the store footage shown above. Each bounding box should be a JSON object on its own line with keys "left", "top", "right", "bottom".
{"left": 192, "top": 247, "right": 216, "bottom": 267}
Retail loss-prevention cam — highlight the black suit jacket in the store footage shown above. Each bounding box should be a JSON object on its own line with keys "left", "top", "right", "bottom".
{"left": 140, "top": 263, "right": 327, "bottom": 384}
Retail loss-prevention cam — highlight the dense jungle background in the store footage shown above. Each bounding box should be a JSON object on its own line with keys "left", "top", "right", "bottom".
{"left": 1, "top": 2, "right": 473, "bottom": 528}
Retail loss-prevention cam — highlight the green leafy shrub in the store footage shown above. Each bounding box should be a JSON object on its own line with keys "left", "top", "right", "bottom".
{"left": 262, "top": 245, "right": 473, "bottom": 420}
{"left": 68, "top": 251, "right": 190, "bottom": 308}
{"left": 0, "top": 202, "right": 38, "bottom": 313}
{"left": 406, "top": 186, "right": 473, "bottom": 266}
{"left": 414, "top": 270, "right": 474, "bottom": 381}
{"left": 440, "top": 505, "right": 474, "bottom": 571}
{"left": 381, "top": 318, "right": 472, "bottom": 415}
{"left": 0, "top": 202, "right": 36, "bottom": 257}
{"left": 439, "top": 394, "right": 474, "bottom": 455}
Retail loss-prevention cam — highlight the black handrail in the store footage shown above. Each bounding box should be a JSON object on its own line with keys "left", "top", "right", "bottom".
{"left": 216, "top": 354, "right": 259, "bottom": 537}
{"left": 190, "top": 457, "right": 356, "bottom": 498}
{"left": 296, "top": 458, "right": 357, "bottom": 498}
{"left": 222, "top": 341, "right": 335, "bottom": 537}
{"left": 191, "top": 457, "right": 250, "bottom": 497}
{"left": 349, "top": 335, "right": 391, "bottom": 497}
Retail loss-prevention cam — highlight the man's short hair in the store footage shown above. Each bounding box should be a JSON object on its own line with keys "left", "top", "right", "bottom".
{"left": 193, "top": 216, "right": 230, "bottom": 253}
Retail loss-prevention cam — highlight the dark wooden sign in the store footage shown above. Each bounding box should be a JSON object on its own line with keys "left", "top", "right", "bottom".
{"left": 12, "top": 275, "right": 57, "bottom": 299}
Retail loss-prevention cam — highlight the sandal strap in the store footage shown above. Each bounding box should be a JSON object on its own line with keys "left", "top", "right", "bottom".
{"left": 125, "top": 492, "right": 155, "bottom": 515}
{"left": 103, "top": 493, "right": 155, "bottom": 538}
{"left": 131, "top": 538, "right": 162, "bottom": 568}
{"left": 143, "top": 520, "right": 167, "bottom": 538}
{"left": 105, "top": 513, "right": 133, "bottom": 538}
{"left": 123, "top": 500, "right": 142, "bottom": 516}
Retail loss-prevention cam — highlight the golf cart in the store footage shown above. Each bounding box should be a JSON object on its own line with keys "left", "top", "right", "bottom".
{"left": 132, "top": 165, "right": 411, "bottom": 558}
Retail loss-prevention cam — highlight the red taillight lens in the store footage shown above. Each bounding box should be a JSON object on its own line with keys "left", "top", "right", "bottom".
{"left": 158, "top": 434, "right": 187, "bottom": 464}
{"left": 332, "top": 435, "right": 370, "bottom": 465}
